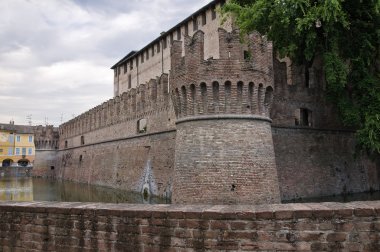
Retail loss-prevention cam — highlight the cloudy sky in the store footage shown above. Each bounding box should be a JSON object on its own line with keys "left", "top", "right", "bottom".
{"left": 0, "top": 0, "right": 210, "bottom": 126}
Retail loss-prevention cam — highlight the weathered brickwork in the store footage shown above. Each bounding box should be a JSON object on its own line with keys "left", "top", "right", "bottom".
{"left": 41, "top": 0, "right": 380, "bottom": 204}
{"left": 0, "top": 201, "right": 379, "bottom": 251}
{"left": 33, "top": 125, "right": 59, "bottom": 177}
{"left": 169, "top": 29, "right": 280, "bottom": 204}
{"left": 174, "top": 119, "right": 280, "bottom": 204}
{"left": 55, "top": 131, "right": 176, "bottom": 198}
{"left": 273, "top": 127, "right": 380, "bottom": 200}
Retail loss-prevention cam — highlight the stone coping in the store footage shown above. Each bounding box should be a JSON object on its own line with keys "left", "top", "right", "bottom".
{"left": 0, "top": 201, "right": 379, "bottom": 219}
{"left": 176, "top": 114, "right": 272, "bottom": 125}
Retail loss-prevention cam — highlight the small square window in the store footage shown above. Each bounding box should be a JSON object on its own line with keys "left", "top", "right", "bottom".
{"left": 212, "top": 7, "right": 217, "bottom": 20}
{"left": 201, "top": 12, "right": 206, "bottom": 25}
{"left": 184, "top": 24, "right": 189, "bottom": 36}
{"left": 193, "top": 18, "right": 198, "bottom": 31}
{"left": 128, "top": 75, "right": 132, "bottom": 89}
{"left": 177, "top": 28, "right": 181, "bottom": 40}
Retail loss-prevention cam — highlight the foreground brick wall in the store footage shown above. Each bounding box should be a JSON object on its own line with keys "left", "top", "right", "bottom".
{"left": 0, "top": 201, "right": 379, "bottom": 251}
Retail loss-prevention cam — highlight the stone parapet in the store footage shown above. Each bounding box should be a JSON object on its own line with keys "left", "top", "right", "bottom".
{"left": 0, "top": 201, "right": 379, "bottom": 251}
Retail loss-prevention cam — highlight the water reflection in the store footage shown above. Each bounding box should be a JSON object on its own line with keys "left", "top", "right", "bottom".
{"left": 0, "top": 176, "right": 168, "bottom": 204}
{"left": 0, "top": 177, "right": 33, "bottom": 201}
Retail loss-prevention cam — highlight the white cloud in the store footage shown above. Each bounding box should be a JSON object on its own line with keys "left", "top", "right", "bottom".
{"left": 0, "top": 0, "right": 212, "bottom": 126}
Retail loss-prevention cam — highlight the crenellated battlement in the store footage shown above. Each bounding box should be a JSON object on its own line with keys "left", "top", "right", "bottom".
{"left": 170, "top": 28, "right": 274, "bottom": 120}
{"left": 59, "top": 74, "right": 170, "bottom": 139}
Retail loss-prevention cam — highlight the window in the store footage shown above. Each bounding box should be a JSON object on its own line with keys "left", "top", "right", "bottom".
{"left": 8, "top": 148, "right": 12, "bottom": 155}
{"left": 15, "top": 148, "right": 20, "bottom": 155}
{"left": 28, "top": 148, "right": 32, "bottom": 155}
{"left": 201, "top": 12, "right": 206, "bottom": 25}
{"left": 177, "top": 28, "right": 181, "bottom": 40}
{"left": 137, "top": 118, "right": 147, "bottom": 133}
{"left": 146, "top": 50, "right": 149, "bottom": 60}
{"left": 28, "top": 135, "right": 33, "bottom": 143}
{"left": 16, "top": 135, "right": 20, "bottom": 142}
{"left": 0, "top": 149, "right": 2, "bottom": 153}
{"left": 170, "top": 33, "right": 173, "bottom": 44}
{"left": 128, "top": 75, "right": 132, "bottom": 89}
{"left": 244, "top": 50, "right": 251, "bottom": 60}
{"left": 193, "top": 17, "right": 198, "bottom": 31}
{"left": 118, "top": 67, "right": 121, "bottom": 75}
{"left": 81, "top": 135, "right": 85, "bottom": 145}
{"left": 295, "top": 108, "right": 312, "bottom": 127}
{"left": 8, "top": 135, "right": 14, "bottom": 143}
{"left": 163, "top": 37, "right": 167, "bottom": 49}
{"left": 157, "top": 43, "right": 160, "bottom": 53}
{"left": 129, "top": 59, "right": 133, "bottom": 70}
{"left": 212, "top": 7, "right": 217, "bottom": 20}
{"left": 141, "top": 53, "right": 144, "bottom": 63}
{"left": 22, "top": 148, "right": 26, "bottom": 155}
{"left": 124, "top": 62, "right": 128, "bottom": 73}
{"left": 184, "top": 24, "right": 189, "bottom": 36}
{"left": 152, "top": 46, "right": 155, "bottom": 57}
{"left": 65, "top": 141, "right": 68, "bottom": 148}
{"left": 114, "top": 69, "right": 117, "bottom": 77}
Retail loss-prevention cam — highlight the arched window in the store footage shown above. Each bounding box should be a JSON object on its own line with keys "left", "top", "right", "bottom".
{"left": 212, "top": 81, "right": 219, "bottom": 112}
{"left": 181, "top": 86, "right": 187, "bottom": 116}
{"left": 264, "top": 86, "right": 274, "bottom": 116}
{"left": 200, "top": 82, "right": 208, "bottom": 114}
{"left": 248, "top": 82, "right": 254, "bottom": 112}
{"left": 190, "top": 84, "right": 196, "bottom": 115}
{"left": 225, "top": 81, "right": 231, "bottom": 112}
{"left": 258, "top": 84, "right": 264, "bottom": 114}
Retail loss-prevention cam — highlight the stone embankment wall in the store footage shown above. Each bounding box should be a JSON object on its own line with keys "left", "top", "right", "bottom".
{"left": 0, "top": 201, "right": 379, "bottom": 251}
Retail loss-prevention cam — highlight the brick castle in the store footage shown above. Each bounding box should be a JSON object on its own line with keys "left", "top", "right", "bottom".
{"left": 34, "top": 0, "right": 380, "bottom": 204}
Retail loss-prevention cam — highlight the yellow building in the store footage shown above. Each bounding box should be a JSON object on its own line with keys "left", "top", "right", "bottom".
{"left": 0, "top": 123, "right": 35, "bottom": 167}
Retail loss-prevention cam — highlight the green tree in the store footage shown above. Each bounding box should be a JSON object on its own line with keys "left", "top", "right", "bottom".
{"left": 222, "top": 0, "right": 380, "bottom": 154}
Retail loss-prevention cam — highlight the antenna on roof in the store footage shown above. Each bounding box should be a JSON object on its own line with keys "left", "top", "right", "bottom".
{"left": 26, "top": 114, "right": 32, "bottom": 126}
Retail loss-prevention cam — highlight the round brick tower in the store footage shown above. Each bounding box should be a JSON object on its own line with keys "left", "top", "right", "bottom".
{"left": 170, "top": 29, "right": 281, "bottom": 204}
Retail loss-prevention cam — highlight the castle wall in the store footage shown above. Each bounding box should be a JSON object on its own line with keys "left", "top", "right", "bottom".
{"left": 57, "top": 74, "right": 176, "bottom": 198}
{"left": 113, "top": 1, "right": 233, "bottom": 96}
{"left": 174, "top": 118, "right": 280, "bottom": 204}
{"left": 55, "top": 130, "right": 175, "bottom": 198}
{"left": 33, "top": 150, "right": 57, "bottom": 178}
{"left": 273, "top": 127, "right": 380, "bottom": 200}
{"left": 170, "top": 28, "right": 280, "bottom": 204}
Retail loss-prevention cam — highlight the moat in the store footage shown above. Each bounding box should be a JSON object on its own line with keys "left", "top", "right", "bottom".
{"left": 0, "top": 176, "right": 168, "bottom": 204}
{"left": 0, "top": 174, "right": 379, "bottom": 204}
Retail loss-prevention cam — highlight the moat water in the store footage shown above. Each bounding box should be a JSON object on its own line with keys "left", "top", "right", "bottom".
{"left": 0, "top": 174, "right": 379, "bottom": 204}
{"left": 0, "top": 176, "right": 168, "bottom": 204}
